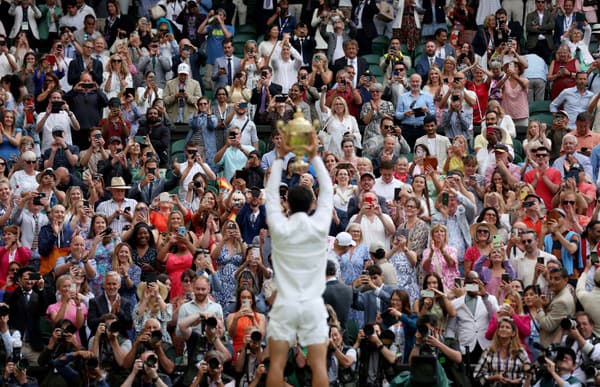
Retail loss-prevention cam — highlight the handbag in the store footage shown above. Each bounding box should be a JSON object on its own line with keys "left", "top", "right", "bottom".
{"left": 377, "top": 2, "right": 395, "bottom": 22}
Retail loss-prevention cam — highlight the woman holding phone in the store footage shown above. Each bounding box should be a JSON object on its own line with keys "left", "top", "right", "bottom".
{"left": 413, "top": 273, "right": 456, "bottom": 328}
{"left": 422, "top": 225, "right": 460, "bottom": 290}
{"left": 225, "top": 286, "right": 267, "bottom": 363}
{"left": 46, "top": 274, "right": 88, "bottom": 345}
{"left": 158, "top": 211, "right": 195, "bottom": 299}
{"left": 473, "top": 245, "right": 516, "bottom": 299}
{"left": 210, "top": 220, "right": 246, "bottom": 306}
{"left": 87, "top": 214, "right": 118, "bottom": 297}
{"left": 110, "top": 242, "right": 141, "bottom": 304}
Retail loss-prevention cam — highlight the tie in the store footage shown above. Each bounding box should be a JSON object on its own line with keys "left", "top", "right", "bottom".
{"left": 264, "top": 0, "right": 272, "bottom": 9}
{"left": 429, "top": 57, "right": 434, "bottom": 66}
{"left": 259, "top": 87, "right": 267, "bottom": 113}
{"left": 32, "top": 214, "right": 39, "bottom": 252}
{"left": 250, "top": 213, "right": 257, "bottom": 224}
{"left": 24, "top": 291, "right": 30, "bottom": 305}
{"left": 148, "top": 181, "right": 154, "bottom": 201}
{"left": 299, "top": 39, "right": 304, "bottom": 62}
{"left": 227, "top": 57, "right": 233, "bottom": 85}
{"left": 350, "top": 59, "right": 357, "bottom": 86}
{"left": 152, "top": 56, "right": 156, "bottom": 70}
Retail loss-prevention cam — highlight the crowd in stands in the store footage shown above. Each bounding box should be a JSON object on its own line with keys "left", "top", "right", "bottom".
{"left": 0, "top": 0, "right": 598, "bottom": 386}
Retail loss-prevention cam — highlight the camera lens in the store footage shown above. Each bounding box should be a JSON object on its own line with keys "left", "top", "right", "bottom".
{"left": 363, "top": 324, "right": 374, "bottom": 337}
{"left": 250, "top": 331, "right": 262, "bottom": 343}
{"left": 208, "top": 357, "right": 220, "bottom": 370}
{"left": 145, "top": 354, "right": 158, "bottom": 368}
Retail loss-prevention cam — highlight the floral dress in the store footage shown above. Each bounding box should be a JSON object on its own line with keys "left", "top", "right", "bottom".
{"left": 215, "top": 246, "right": 243, "bottom": 306}
{"left": 132, "top": 302, "right": 173, "bottom": 344}
{"left": 340, "top": 243, "right": 369, "bottom": 285}
{"left": 88, "top": 239, "right": 117, "bottom": 298}
{"left": 360, "top": 101, "right": 395, "bottom": 149}
{"left": 422, "top": 246, "right": 460, "bottom": 291}
{"left": 390, "top": 252, "right": 419, "bottom": 303}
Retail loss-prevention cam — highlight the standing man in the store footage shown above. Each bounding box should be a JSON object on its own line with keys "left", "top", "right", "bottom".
{"left": 163, "top": 63, "right": 202, "bottom": 124}
{"left": 67, "top": 39, "right": 102, "bottom": 86}
{"left": 212, "top": 39, "right": 240, "bottom": 90}
{"left": 550, "top": 72, "right": 595, "bottom": 130}
{"left": 524, "top": 145, "right": 562, "bottom": 210}
{"left": 415, "top": 40, "right": 444, "bottom": 82}
{"left": 525, "top": 0, "right": 555, "bottom": 63}
{"left": 264, "top": 132, "right": 333, "bottom": 387}
{"left": 96, "top": 177, "right": 137, "bottom": 235}
{"left": 415, "top": 114, "right": 451, "bottom": 168}
{"left": 136, "top": 107, "right": 171, "bottom": 167}
{"left": 532, "top": 267, "right": 576, "bottom": 347}
{"left": 395, "top": 73, "right": 436, "bottom": 149}
{"left": 332, "top": 40, "right": 368, "bottom": 87}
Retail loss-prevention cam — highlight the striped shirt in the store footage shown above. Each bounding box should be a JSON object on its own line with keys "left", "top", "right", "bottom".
{"left": 474, "top": 347, "right": 531, "bottom": 386}
{"left": 96, "top": 198, "right": 138, "bottom": 234}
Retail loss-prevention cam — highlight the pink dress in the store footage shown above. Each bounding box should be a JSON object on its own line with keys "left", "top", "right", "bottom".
{"left": 422, "top": 246, "right": 460, "bottom": 290}
{"left": 46, "top": 300, "right": 88, "bottom": 345}
{"left": 165, "top": 252, "right": 193, "bottom": 299}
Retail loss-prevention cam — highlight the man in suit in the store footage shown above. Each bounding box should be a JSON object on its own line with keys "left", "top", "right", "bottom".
{"left": 236, "top": 186, "right": 268, "bottom": 245}
{"left": 553, "top": 0, "right": 584, "bottom": 46}
{"left": 332, "top": 39, "right": 368, "bottom": 87}
{"left": 212, "top": 39, "right": 241, "bottom": 90}
{"left": 323, "top": 259, "right": 352, "bottom": 329}
{"left": 87, "top": 271, "right": 133, "bottom": 334}
{"left": 163, "top": 63, "right": 202, "bottom": 124}
{"left": 351, "top": 0, "right": 378, "bottom": 55}
{"left": 289, "top": 22, "right": 315, "bottom": 66}
{"left": 533, "top": 267, "right": 576, "bottom": 347}
{"left": 434, "top": 28, "right": 456, "bottom": 60}
{"left": 320, "top": 14, "right": 356, "bottom": 64}
{"left": 347, "top": 172, "right": 389, "bottom": 218}
{"left": 8, "top": 0, "right": 42, "bottom": 46}
{"left": 525, "top": 0, "right": 555, "bottom": 63}
{"left": 351, "top": 265, "right": 395, "bottom": 323}
{"left": 67, "top": 39, "right": 103, "bottom": 86}
{"left": 446, "top": 271, "right": 499, "bottom": 364}
{"left": 415, "top": 40, "right": 444, "bottom": 82}
{"left": 5, "top": 266, "right": 50, "bottom": 366}
{"left": 128, "top": 158, "right": 181, "bottom": 205}
{"left": 250, "top": 66, "right": 282, "bottom": 125}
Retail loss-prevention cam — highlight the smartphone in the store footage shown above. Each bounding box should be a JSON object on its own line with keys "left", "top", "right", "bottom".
{"left": 46, "top": 55, "right": 56, "bottom": 66}
{"left": 124, "top": 87, "right": 135, "bottom": 97}
{"left": 70, "top": 283, "right": 77, "bottom": 293}
{"left": 178, "top": 226, "right": 186, "bottom": 236}
{"left": 501, "top": 273, "right": 510, "bottom": 283}
{"left": 364, "top": 196, "right": 374, "bottom": 206}
{"left": 101, "top": 227, "right": 113, "bottom": 236}
{"left": 441, "top": 192, "right": 449, "bottom": 206}
{"left": 51, "top": 101, "right": 63, "bottom": 114}
{"left": 275, "top": 95, "right": 287, "bottom": 103}
{"left": 361, "top": 270, "right": 369, "bottom": 276}
{"left": 239, "top": 102, "right": 248, "bottom": 108}
{"left": 566, "top": 169, "right": 580, "bottom": 184}
{"left": 394, "top": 187, "right": 402, "bottom": 201}
{"left": 28, "top": 272, "right": 41, "bottom": 281}
{"left": 421, "top": 289, "right": 434, "bottom": 298}
{"left": 454, "top": 277, "right": 462, "bottom": 287}
{"left": 83, "top": 199, "right": 90, "bottom": 208}
{"left": 146, "top": 271, "right": 158, "bottom": 284}
{"left": 465, "top": 283, "right": 479, "bottom": 292}
{"left": 139, "top": 207, "right": 147, "bottom": 217}
{"left": 242, "top": 299, "right": 251, "bottom": 310}
{"left": 591, "top": 252, "right": 599, "bottom": 265}
{"left": 537, "top": 257, "right": 545, "bottom": 265}
{"left": 159, "top": 192, "right": 170, "bottom": 202}
{"left": 492, "top": 235, "right": 502, "bottom": 248}
{"left": 252, "top": 247, "right": 260, "bottom": 258}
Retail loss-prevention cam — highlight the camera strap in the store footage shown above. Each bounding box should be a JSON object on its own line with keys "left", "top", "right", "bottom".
{"left": 239, "top": 118, "right": 250, "bottom": 135}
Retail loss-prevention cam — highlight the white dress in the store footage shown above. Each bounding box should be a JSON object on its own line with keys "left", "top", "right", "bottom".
{"left": 476, "top": 0, "right": 501, "bottom": 26}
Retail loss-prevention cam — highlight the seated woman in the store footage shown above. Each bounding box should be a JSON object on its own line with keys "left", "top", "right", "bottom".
{"left": 473, "top": 317, "right": 531, "bottom": 385}
{"left": 225, "top": 286, "right": 267, "bottom": 364}
{"left": 132, "top": 280, "right": 172, "bottom": 344}
{"left": 0, "top": 226, "right": 30, "bottom": 283}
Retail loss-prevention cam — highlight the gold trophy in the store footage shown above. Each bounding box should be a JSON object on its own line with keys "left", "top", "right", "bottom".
{"left": 276, "top": 108, "right": 320, "bottom": 170}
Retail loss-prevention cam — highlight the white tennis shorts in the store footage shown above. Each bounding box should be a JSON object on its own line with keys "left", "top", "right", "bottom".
{"left": 267, "top": 297, "right": 329, "bottom": 346}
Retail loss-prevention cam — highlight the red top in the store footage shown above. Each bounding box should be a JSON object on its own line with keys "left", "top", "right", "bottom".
{"left": 549, "top": 59, "right": 577, "bottom": 100}
{"left": 0, "top": 246, "right": 31, "bottom": 282}
{"left": 165, "top": 252, "right": 193, "bottom": 299}
{"left": 466, "top": 80, "right": 489, "bottom": 124}
{"left": 524, "top": 168, "right": 562, "bottom": 210}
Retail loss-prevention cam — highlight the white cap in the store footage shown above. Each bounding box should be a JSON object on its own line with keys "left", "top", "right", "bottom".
{"left": 335, "top": 232, "right": 356, "bottom": 247}
{"left": 177, "top": 63, "right": 190, "bottom": 75}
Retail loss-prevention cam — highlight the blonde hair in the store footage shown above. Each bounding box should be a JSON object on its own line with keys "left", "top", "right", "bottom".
{"left": 429, "top": 224, "right": 449, "bottom": 246}
{"left": 488, "top": 317, "right": 524, "bottom": 359}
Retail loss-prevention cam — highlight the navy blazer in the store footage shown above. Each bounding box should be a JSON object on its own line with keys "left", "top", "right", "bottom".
{"left": 332, "top": 56, "right": 369, "bottom": 81}
{"left": 352, "top": 284, "right": 396, "bottom": 324}
{"left": 415, "top": 55, "right": 444, "bottom": 83}
{"left": 236, "top": 203, "right": 268, "bottom": 245}
{"left": 87, "top": 292, "right": 133, "bottom": 334}
{"left": 67, "top": 55, "right": 103, "bottom": 86}
{"left": 323, "top": 279, "right": 353, "bottom": 328}
{"left": 5, "top": 286, "right": 49, "bottom": 351}
{"left": 554, "top": 13, "right": 584, "bottom": 45}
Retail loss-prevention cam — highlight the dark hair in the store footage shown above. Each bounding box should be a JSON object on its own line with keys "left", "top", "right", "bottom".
{"left": 234, "top": 285, "right": 257, "bottom": 311}
{"left": 434, "top": 28, "right": 447, "bottom": 38}
{"left": 326, "top": 260, "right": 337, "bottom": 276}
{"left": 390, "top": 289, "right": 412, "bottom": 314}
{"left": 287, "top": 185, "right": 313, "bottom": 214}
{"left": 549, "top": 267, "right": 568, "bottom": 279}
{"left": 495, "top": 8, "right": 507, "bottom": 16}
{"left": 126, "top": 222, "right": 156, "bottom": 249}
{"left": 583, "top": 219, "right": 600, "bottom": 241}
{"left": 423, "top": 114, "right": 437, "bottom": 125}
{"left": 417, "top": 313, "right": 440, "bottom": 329}
{"left": 420, "top": 273, "right": 450, "bottom": 316}
{"left": 379, "top": 159, "right": 394, "bottom": 170}
{"left": 576, "top": 111, "right": 592, "bottom": 122}
{"left": 366, "top": 265, "right": 382, "bottom": 276}
{"left": 214, "top": 87, "right": 228, "bottom": 98}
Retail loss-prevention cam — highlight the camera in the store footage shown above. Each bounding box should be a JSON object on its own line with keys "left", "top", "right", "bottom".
{"left": 0, "top": 305, "right": 9, "bottom": 316}
{"left": 193, "top": 181, "right": 202, "bottom": 188}
{"left": 363, "top": 323, "right": 375, "bottom": 337}
{"left": 261, "top": 70, "right": 268, "bottom": 78}
{"left": 451, "top": 95, "right": 460, "bottom": 101}
{"left": 208, "top": 357, "right": 220, "bottom": 370}
{"left": 145, "top": 354, "right": 158, "bottom": 368}
{"left": 85, "top": 356, "right": 99, "bottom": 369}
{"left": 250, "top": 331, "right": 262, "bottom": 343}
{"left": 150, "top": 330, "right": 163, "bottom": 344}
{"left": 560, "top": 317, "right": 578, "bottom": 330}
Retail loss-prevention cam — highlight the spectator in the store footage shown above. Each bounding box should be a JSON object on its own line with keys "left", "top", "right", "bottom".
{"left": 135, "top": 107, "right": 171, "bottom": 167}
{"left": 213, "top": 126, "right": 253, "bottom": 182}
{"left": 524, "top": 145, "right": 562, "bottom": 210}
{"left": 212, "top": 39, "right": 240, "bottom": 90}
{"left": 548, "top": 44, "right": 580, "bottom": 101}
{"left": 551, "top": 71, "right": 595, "bottom": 130}
{"left": 164, "top": 63, "right": 202, "bottom": 124}
{"left": 395, "top": 73, "right": 436, "bottom": 148}
{"left": 531, "top": 267, "right": 576, "bottom": 347}
{"left": 415, "top": 40, "right": 444, "bottom": 83}
{"left": 42, "top": 126, "right": 79, "bottom": 172}
{"left": 523, "top": 52, "right": 548, "bottom": 102}
{"left": 35, "top": 91, "right": 80, "bottom": 154}
{"left": 525, "top": 0, "right": 555, "bottom": 63}
{"left": 551, "top": 134, "right": 593, "bottom": 179}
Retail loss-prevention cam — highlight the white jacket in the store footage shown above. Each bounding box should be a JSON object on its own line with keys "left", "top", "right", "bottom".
{"left": 446, "top": 294, "right": 499, "bottom": 354}
{"left": 9, "top": 3, "right": 42, "bottom": 40}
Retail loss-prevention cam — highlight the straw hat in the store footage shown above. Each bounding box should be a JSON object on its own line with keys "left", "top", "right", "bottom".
{"left": 136, "top": 281, "right": 168, "bottom": 301}
{"left": 469, "top": 222, "right": 497, "bottom": 242}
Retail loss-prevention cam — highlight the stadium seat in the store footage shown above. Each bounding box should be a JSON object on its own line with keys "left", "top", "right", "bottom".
{"left": 258, "top": 139, "right": 267, "bottom": 156}
{"left": 530, "top": 112, "right": 554, "bottom": 127}
{"left": 529, "top": 100, "right": 550, "bottom": 115}
{"left": 362, "top": 54, "right": 381, "bottom": 65}
{"left": 171, "top": 152, "right": 186, "bottom": 163}
{"left": 171, "top": 138, "right": 186, "bottom": 155}
{"left": 512, "top": 138, "right": 525, "bottom": 164}
{"left": 237, "top": 25, "right": 257, "bottom": 35}
{"left": 368, "top": 64, "right": 384, "bottom": 78}
{"left": 233, "top": 33, "right": 255, "bottom": 44}
{"left": 372, "top": 36, "right": 390, "bottom": 55}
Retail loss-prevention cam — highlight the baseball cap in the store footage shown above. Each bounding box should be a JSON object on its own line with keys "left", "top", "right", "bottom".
{"left": 109, "top": 136, "right": 122, "bottom": 144}
{"left": 178, "top": 63, "right": 190, "bottom": 75}
{"left": 335, "top": 232, "right": 356, "bottom": 247}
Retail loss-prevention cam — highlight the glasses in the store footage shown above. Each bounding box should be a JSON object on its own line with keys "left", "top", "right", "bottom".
{"left": 395, "top": 68, "right": 405, "bottom": 72}
{"left": 370, "top": 90, "right": 382, "bottom": 93}
{"left": 198, "top": 102, "right": 208, "bottom": 105}
{"left": 136, "top": 206, "right": 148, "bottom": 211}
{"left": 383, "top": 125, "right": 394, "bottom": 129}
{"left": 477, "top": 229, "right": 490, "bottom": 234}
{"left": 522, "top": 239, "right": 534, "bottom": 244}
{"left": 112, "top": 59, "right": 122, "bottom": 63}
{"left": 536, "top": 154, "right": 548, "bottom": 158}
{"left": 230, "top": 132, "right": 239, "bottom": 136}
{"left": 405, "top": 205, "right": 416, "bottom": 209}
{"left": 24, "top": 160, "right": 36, "bottom": 164}
{"left": 562, "top": 200, "right": 576, "bottom": 205}
{"left": 0, "top": 162, "right": 5, "bottom": 166}
{"left": 159, "top": 29, "right": 169, "bottom": 33}
{"left": 182, "top": 278, "right": 192, "bottom": 283}
{"left": 187, "top": 149, "right": 198, "bottom": 154}
{"left": 150, "top": 45, "right": 159, "bottom": 49}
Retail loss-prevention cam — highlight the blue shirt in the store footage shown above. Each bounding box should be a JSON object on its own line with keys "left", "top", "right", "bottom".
{"left": 522, "top": 54, "right": 548, "bottom": 80}
{"left": 591, "top": 144, "right": 600, "bottom": 183}
{"left": 394, "top": 90, "right": 436, "bottom": 126}
{"left": 550, "top": 86, "right": 595, "bottom": 129}
{"left": 206, "top": 25, "right": 235, "bottom": 64}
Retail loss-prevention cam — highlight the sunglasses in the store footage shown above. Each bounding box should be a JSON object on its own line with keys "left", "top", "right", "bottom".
{"left": 112, "top": 59, "right": 122, "bottom": 63}
{"left": 536, "top": 154, "right": 548, "bottom": 158}
{"left": 0, "top": 162, "right": 5, "bottom": 166}
{"left": 522, "top": 239, "right": 534, "bottom": 244}
{"left": 24, "top": 160, "right": 36, "bottom": 164}
{"left": 383, "top": 125, "right": 394, "bottom": 129}
{"left": 477, "top": 229, "right": 490, "bottom": 234}
{"left": 562, "top": 200, "right": 576, "bottom": 205}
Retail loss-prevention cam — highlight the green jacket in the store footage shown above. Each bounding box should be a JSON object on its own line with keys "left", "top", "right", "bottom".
{"left": 37, "top": 5, "right": 63, "bottom": 41}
